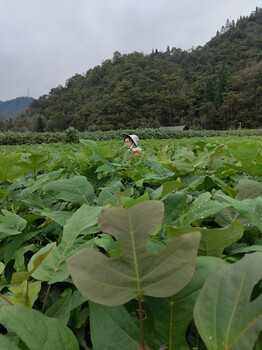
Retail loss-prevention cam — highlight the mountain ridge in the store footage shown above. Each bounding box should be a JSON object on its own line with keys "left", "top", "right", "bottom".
{"left": 13, "top": 7, "right": 262, "bottom": 131}
{"left": 0, "top": 97, "right": 34, "bottom": 120}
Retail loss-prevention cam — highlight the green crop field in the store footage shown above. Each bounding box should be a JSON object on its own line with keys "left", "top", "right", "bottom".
{"left": 0, "top": 136, "right": 261, "bottom": 349}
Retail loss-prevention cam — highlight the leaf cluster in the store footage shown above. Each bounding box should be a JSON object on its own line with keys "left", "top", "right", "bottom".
{"left": 0, "top": 140, "right": 261, "bottom": 349}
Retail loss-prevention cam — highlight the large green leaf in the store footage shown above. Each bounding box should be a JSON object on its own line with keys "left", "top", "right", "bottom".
{"left": 29, "top": 205, "right": 103, "bottom": 284}
{"left": 41, "top": 210, "right": 73, "bottom": 226}
{"left": 235, "top": 179, "right": 262, "bottom": 200}
{"left": 217, "top": 194, "right": 262, "bottom": 231}
{"left": 214, "top": 180, "right": 262, "bottom": 228}
{"left": 0, "top": 154, "right": 26, "bottom": 182}
{"left": 144, "top": 257, "right": 226, "bottom": 349}
{"left": 89, "top": 302, "right": 141, "bottom": 350}
{"left": 43, "top": 175, "right": 95, "bottom": 205}
{"left": 188, "top": 175, "right": 227, "bottom": 191}
{"left": 172, "top": 149, "right": 210, "bottom": 172}
{"left": 194, "top": 252, "right": 262, "bottom": 350}
{"left": 0, "top": 209, "right": 27, "bottom": 238}
{"left": 66, "top": 201, "right": 201, "bottom": 306}
{"left": 225, "top": 143, "right": 262, "bottom": 177}
{"left": 162, "top": 192, "right": 187, "bottom": 225}
{"left": 166, "top": 220, "right": 244, "bottom": 256}
{"left": 1, "top": 305, "right": 79, "bottom": 350}
{"left": 19, "top": 152, "right": 49, "bottom": 175}
{"left": 227, "top": 143, "right": 258, "bottom": 164}
{"left": 174, "top": 192, "right": 229, "bottom": 227}
{"left": 0, "top": 335, "right": 20, "bottom": 350}
{"left": 45, "top": 290, "right": 72, "bottom": 325}
{"left": 150, "top": 180, "right": 184, "bottom": 200}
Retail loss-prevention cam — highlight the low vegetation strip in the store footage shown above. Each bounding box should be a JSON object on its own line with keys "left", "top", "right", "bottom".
{"left": 0, "top": 127, "right": 262, "bottom": 145}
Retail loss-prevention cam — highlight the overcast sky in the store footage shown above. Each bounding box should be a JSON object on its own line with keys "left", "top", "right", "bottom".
{"left": 0, "top": 0, "right": 260, "bottom": 101}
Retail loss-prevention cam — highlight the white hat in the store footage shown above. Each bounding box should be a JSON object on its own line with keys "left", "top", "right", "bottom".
{"left": 122, "top": 134, "right": 139, "bottom": 147}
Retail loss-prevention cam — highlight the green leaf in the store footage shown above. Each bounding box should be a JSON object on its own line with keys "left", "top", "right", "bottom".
{"left": 45, "top": 290, "right": 72, "bottom": 325}
{"left": 144, "top": 257, "right": 226, "bottom": 349}
{"left": 172, "top": 149, "right": 210, "bottom": 172}
{"left": 150, "top": 180, "right": 184, "bottom": 200}
{"left": 225, "top": 144, "right": 262, "bottom": 177}
{"left": 0, "top": 154, "right": 26, "bottom": 182}
{"left": 4, "top": 230, "right": 41, "bottom": 265}
{"left": 29, "top": 205, "right": 103, "bottom": 283}
{"left": 41, "top": 210, "right": 73, "bottom": 226}
{"left": 8, "top": 280, "right": 41, "bottom": 307}
{"left": 0, "top": 209, "right": 27, "bottom": 238}
{"left": 175, "top": 192, "right": 229, "bottom": 227}
{"left": 143, "top": 160, "right": 175, "bottom": 181}
{"left": 19, "top": 152, "right": 49, "bottom": 174}
{"left": 235, "top": 179, "right": 262, "bottom": 200}
{"left": 194, "top": 252, "right": 262, "bottom": 350}
{"left": 227, "top": 143, "right": 258, "bottom": 164}
{"left": 97, "top": 188, "right": 116, "bottom": 206}
{"left": 215, "top": 180, "right": 262, "bottom": 228}
{"left": 43, "top": 175, "right": 95, "bottom": 205}
{"left": 1, "top": 305, "right": 79, "bottom": 350}
{"left": 188, "top": 175, "right": 227, "bottom": 191}
{"left": 228, "top": 245, "right": 262, "bottom": 256}
{"left": 166, "top": 220, "right": 244, "bottom": 257}
{"left": 79, "top": 139, "right": 98, "bottom": 148}
{"left": 13, "top": 243, "right": 38, "bottom": 271}
{"left": 163, "top": 192, "right": 187, "bottom": 225}
{"left": 66, "top": 201, "right": 201, "bottom": 306}
{"left": 89, "top": 302, "right": 141, "bottom": 350}
{"left": 217, "top": 195, "right": 262, "bottom": 231}
{"left": 0, "top": 335, "right": 20, "bottom": 350}
{"left": 121, "top": 193, "right": 150, "bottom": 208}
{"left": 0, "top": 262, "right": 5, "bottom": 274}
{"left": 11, "top": 246, "right": 53, "bottom": 283}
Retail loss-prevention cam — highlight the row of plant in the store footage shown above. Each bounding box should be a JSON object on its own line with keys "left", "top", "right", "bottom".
{"left": 0, "top": 139, "right": 261, "bottom": 349}
{"left": 0, "top": 127, "right": 262, "bottom": 145}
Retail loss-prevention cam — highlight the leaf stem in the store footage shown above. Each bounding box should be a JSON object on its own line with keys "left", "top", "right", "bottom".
{"left": 169, "top": 299, "right": 174, "bottom": 350}
{"left": 19, "top": 233, "right": 29, "bottom": 246}
{"left": 0, "top": 293, "right": 14, "bottom": 306}
{"left": 41, "top": 284, "right": 51, "bottom": 313}
{"left": 25, "top": 279, "right": 29, "bottom": 306}
{"left": 138, "top": 296, "right": 145, "bottom": 349}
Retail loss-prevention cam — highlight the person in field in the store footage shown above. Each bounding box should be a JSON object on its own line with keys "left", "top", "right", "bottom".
{"left": 122, "top": 134, "right": 142, "bottom": 161}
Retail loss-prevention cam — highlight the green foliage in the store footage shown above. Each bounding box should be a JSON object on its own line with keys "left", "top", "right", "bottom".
{"left": 194, "top": 252, "right": 262, "bottom": 349}
{"left": 64, "top": 127, "right": 79, "bottom": 143}
{"left": 66, "top": 201, "right": 201, "bottom": 305}
{"left": 1, "top": 305, "right": 79, "bottom": 349}
{"left": 0, "top": 139, "right": 261, "bottom": 349}
{"left": 1, "top": 128, "right": 262, "bottom": 146}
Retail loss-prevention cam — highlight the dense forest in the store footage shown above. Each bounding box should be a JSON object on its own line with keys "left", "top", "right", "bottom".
{"left": 13, "top": 7, "right": 262, "bottom": 132}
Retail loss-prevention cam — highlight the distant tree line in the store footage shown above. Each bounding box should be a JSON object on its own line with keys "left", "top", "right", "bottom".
{"left": 12, "top": 7, "right": 262, "bottom": 132}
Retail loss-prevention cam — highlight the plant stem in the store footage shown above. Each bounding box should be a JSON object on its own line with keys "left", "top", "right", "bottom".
{"left": 169, "top": 299, "right": 174, "bottom": 350}
{"left": 41, "top": 284, "right": 51, "bottom": 313}
{"left": 25, "top": 279, "right": 29, "bottom": 306}
{"left": 19, "top": 233, "right": 29, "bottom": 246}
{"left": 138, "top": 296, "right": 145, "bottom": 349}
{"left": 0, "top": 293, "right": 14, "bottom": 306}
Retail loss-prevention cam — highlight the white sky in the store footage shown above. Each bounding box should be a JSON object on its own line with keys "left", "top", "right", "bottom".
{"left": 0, "top": 0, "right": 260, "bottom": 101}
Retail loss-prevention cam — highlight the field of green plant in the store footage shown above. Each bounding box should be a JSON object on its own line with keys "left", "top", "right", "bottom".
{"left": 0, "top": 137, "right": 261, "bottom": 350}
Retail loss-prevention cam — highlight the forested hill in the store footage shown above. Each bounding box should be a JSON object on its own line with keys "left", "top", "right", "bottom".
{"left": 0, "top": 97, "right": 34, "bottom": 119}
{"left": 16, "top": 7, "right": 262, "bottom": 132}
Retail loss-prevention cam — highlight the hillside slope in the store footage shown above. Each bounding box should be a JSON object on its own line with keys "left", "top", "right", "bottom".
{"left": 0, "top": 97, "right": 34, "bottom": 119}
{"left": 16, "top": 7, "right": 262, "bottom": 132}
